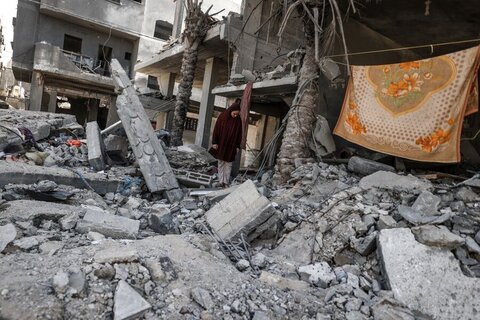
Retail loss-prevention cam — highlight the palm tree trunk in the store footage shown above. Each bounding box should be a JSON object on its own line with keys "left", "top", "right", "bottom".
{"left": 273, "top": 21, "right": 319, "bottom": 183}
{"left": 171, "top": 44, "right": 200, "bottom": 146}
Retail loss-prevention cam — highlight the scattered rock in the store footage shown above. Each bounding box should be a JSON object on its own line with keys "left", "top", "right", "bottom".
{"left": 235, "top": 259, "right": 250, "bottom": 271}
{"left": 0, "top": 223, "right": 17, "bottom": 253}
{"left": 148, "top": 210, "right": 179, "bottom": 235}
{"left": 377, "top": 215, "right": 396, "bottom": 230}
{"left": 114, "top": 280, "right": 151, "bottom": 320}
{"left": 348, "top": 156, "right": 395, "bottom": 176}
{"left": 465, "top": 236, "right": 480, "bottom": 254}
{"left": 411, "top": 225, "right": 465, "bottom": 249}
{"left": 359, "top": 171, "right": 431, "bottom": 192}
{"left": 190, "top": 287, "right": 214, "bottom": 310}
{"left": 455, "top": 187, "right": 479, "bottom": 202}
{"left": 259, "top": 271, "right": 309, "bottom": 291}
{"left": 298, "top": 262, "right": 336, "bottom": 288}
{"left": 13, "top": 236, "right": 39, "bottom": 250}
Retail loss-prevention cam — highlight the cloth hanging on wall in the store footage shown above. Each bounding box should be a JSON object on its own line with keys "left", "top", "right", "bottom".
{"left": 334, "top": 45, "right": 480, "bottom": 163}
{"left": 240, "top": 81, "right": 254, "bottom": 149}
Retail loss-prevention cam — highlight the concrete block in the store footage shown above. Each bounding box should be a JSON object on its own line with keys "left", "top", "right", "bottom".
{"left": 0, "top": 223, "right": 17, "bottom": 253}
{"left": 411, "top": 225, "right": 465, "bottom": 249}
{"left": 86, "top": 121, "right": 106, "bottom": 171}
{"left": 76, "top": 207, "right": 139, "bottom": 239}
{"left": 111, "top": 59, "right": 179, "bottom": 193}
{"left": 94, "top": 248, "right": 139, "bottom": 264}
{"left": 0, "top": 161, "right": 121, "bottom": 195}
{"left": 377, "top": 228, "right": 480, "bottom": 320}
{"left": 205, "top": 180, "right": 275, "bottom": 241}
{"left": 114, "top": 280, "right": 151, "bottom": 320}
{"left": 259, "top": 271, "right": 310, "bottom": 291}
{"left": 104, "top": 134, "right": 128, "bottom": 163}
{"left": 359, "top": 171, "right": 431, "bottom": 192}
{"left": 348, "top": 156, "right": 395, "bottom": 176}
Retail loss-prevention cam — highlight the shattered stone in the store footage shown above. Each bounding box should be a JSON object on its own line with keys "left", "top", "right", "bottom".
{"left": 251, "top": 253, "right": 267, "bottom": 268}
{"left": 39, "top": 241, "right": 63, "bottom": 255}
{"left": 372, "top": 298, "right": 417, "bottom": 320}
{"left": 411, "top": 225, "right": 465, "bottom": 249}
{"left": 148, "top": 210, "right": 179, "bottom": 235}
{"left": 114, "top": 280, "right": 151, "bottom": 320}
{"left": 235, "top": 259, "right": 250, "bottom": 271}
{"left": 348, "top": 156, "right": 395, "bottom": 176}
{"left": 0, "top": 223, "right": 17, "bottom": 253}
{"left": 359, "top": 171, "right": 431, "bottom": 192}
{"left": 475, "top": 230, "right": 480, "bottom": 245}
{"left": 87, "top": 231, "right": 106, "bottom": 242}
{"left": 59, "top": 212, "right": 80, "bottom": 230}
{"left": 455, "top": 187, "right": 480, "bottom": 202}
{"left": 465, "top": 236, "right": 480, "bottom": 254}
{"left": 52, "top": 270, "right": 69, "bottom": 294}
{"left": 298, "top": 262, "right": 336, "bottom": 288}
{"left": 190, "top": 287, "right": 214, "bottom": 310}
{"left": 377, "top": 215, "right": 396, "bottom": 230}
{"left": 205, "top": 180, "right": 275, "bottom": 241}
{"left": 94, "top": 247, "right": 138, "bottom": 264}
{"left": 76, "top": 206, "right": 139, "bottom": 239}
{"left": 13, "top": 236, "right": 40, "bottom": 250}
{"left": 378, "top": 228, "right": 480, "bottom": 320}
{"left": 258, "top": 271, "right": 309, "bottom": 291}
{"left": 104, "top": 134, "right": 129, "bottom": 163}
{"left": 351, "top": 232, "right": 377, "bottom": 256}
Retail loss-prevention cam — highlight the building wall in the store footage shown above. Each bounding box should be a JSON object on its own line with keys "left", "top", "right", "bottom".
{"left": 40, "top": 0, "right": 145, "bottom": 34}
{"left": 36, "top": 15, "right": 134, "bottom": 73}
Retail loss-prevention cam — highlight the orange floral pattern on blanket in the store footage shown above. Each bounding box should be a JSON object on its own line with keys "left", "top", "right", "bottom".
{"left": 334, "top": 46, "right": 480, "bottom": 163}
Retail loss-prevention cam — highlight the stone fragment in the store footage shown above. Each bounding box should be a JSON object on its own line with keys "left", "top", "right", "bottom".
{"left": 351, "top": 233, "right": 377, "bottom": 256}
{"left": 68, "top": 270, "right": 86, "bottom": 296}
{"left": 59, "top": 212, "right": 79, "bottom": 230}
{"left": 348, "top": 156, "right": 395, "bottom": 176}
{"left": 298, "top": 262, "right": 335, "bottom": 288}
{"left": 36, "top": 180, "right": 57, "bottom": 192}
{"left": 235, "top": 259, "right": 250, "bottom": 271}
{"left": 13, "top": 236, "right": 39, "bottom": 250}
{"left": 465, "top": 236, "right": 480, "bottom": 254}
{"left": 378, "top": 228, "right": 480, "bottom": 320}
{"left": 259, "top": 271, "right": 309, "bottom": 291}
{"left": 251, "top": 253, "right": 267, "bottom": 268}
{"left": 144, "top": 259, "right": 166, "bottom": 283}
{"left": 94, "top": 264, "right": 116, "bottom": 280}
{"left": 412, "top": 191, "right": 441, "bottom": 213}
{"left": 252, "top": 310, "right": 273, "bottom": 320}
{"left": 87, "top": 231, "right": 106, "bottom": 242}
{"left": 455, "top": 187, "right": 479, "bottom": 202}
{"left": 114, "top": 280, "right": 151, "bottom": 320}
{"left": 94, "top": 248, "right": 138, "bottom": 264}
{"left": 148, "top": 210, "right": 179, "bottom": 235}
{"left": 475, "top": 230, "right": 480, "bottom": 245}
{"left": 359, "top": 171, "right": 431, "bottom": 192}
{"left": 53, "top": 270, "right": 69, "bottom": 294}
{"left": 372, "top": 298, "right": 416, "bottom": 320}
{"left": 397, "top": 205, "right": 452, "bottom": 225}
{"left": 205, "top": 180, "right": 276, "bottom": 241}
{"left": 270, "top": 223, "right": 315, "bottom": 266}
{"left": 190, "top": 287, "right": 214, "bottom": 310}
{"left": 411, "top": 225, "right": 465, "bottom": 249}
{"left": 76, "top": 207, "right": 139, "bottom": 239}
{"left": 104, "top": 134, "right": 128, "bottom": 163}
{"left": 39, "top": 241, "right": 63, "bottom": 255}
{"left": 377, "top": 215, "right": 396, "bottom": 230}
{"left": 0, "top": 161, "right": 121, "bottom": 195}
{"left": 0, "top": 223, "right": 17, "bottom": 253}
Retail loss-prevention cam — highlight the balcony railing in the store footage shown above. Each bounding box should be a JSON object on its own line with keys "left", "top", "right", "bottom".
{"left": 61, "top": 49, "right": 111, "bottom": 77}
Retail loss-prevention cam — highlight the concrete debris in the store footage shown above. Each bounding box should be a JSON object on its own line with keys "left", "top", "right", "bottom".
{"left": 190, "top": 287, "right": 214, "bottom": 310}
{"left": 205, "top": 180, "right": 276, "bottom": 241}
{"left": 455, "top": 187, "right": 480, "bottom": 202}
{"left": 0, "top": 200, "right": 85, "bottom": 224}
{"left": 0, "top": 224, "right": 17, "bottom": 253}
{"left": 104, "top": 135, "right": 129, "bottom": 163}
{"left": 0, "top": 161, "right": 121, "bottom": 194}
{"left": 378, "top": 228, "right": 480, "bottom": 320}
{"left": 114, "top": 280, "right": 152, "bottom": 320}
{"left": 111, "top": 59, "right": 179, "bottom": 195}
{"left": 359, "top": 171, "right": 432, "bottom": 192}
{"left": 76, "top": 206, "right": 140, "bottom": 239}
{"left": 259, "top": 271, "right": 310, "bottom": 291}
{"left": 148, "top": 209, "right": 179, "bottom": 235}
{"left": 86, "top": 121, "right": 107, "bottom": 171}
{"left": 348, "top": 156, "right": 395, "bottom": 176}
{"left": 411, "top": 225, "right": 465, "bottom": 249}
{"left": 298, "top": 262, "right": 336, "bottom": 288}
{"left": 372, "top": 298, "right": 419, "bottom": 320}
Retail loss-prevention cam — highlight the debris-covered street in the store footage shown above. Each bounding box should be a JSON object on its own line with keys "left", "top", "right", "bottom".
{"left": 1, "top": 0, "right": 480, "bottom": 319}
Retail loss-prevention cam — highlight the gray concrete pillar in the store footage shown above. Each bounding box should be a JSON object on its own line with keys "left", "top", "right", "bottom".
{"left": 29, "top": 71, "right": 44, "bottom": 111}
{"left": 195, "top": 57, "right": 219, "bottom": 149}
{"left": 106, "top": 96, "right": 120, "bottom": 127}
{"left": 47, "top": 90, "right": 57, "bottom": 113}
{"left": 165, "top": 73, "right": 176, "bottom": 131}
{"left": 172, "top": 0, "right": 184, "bottom": 39}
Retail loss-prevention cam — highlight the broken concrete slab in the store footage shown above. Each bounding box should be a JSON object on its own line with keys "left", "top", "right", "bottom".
{"left": 378, "top": 228, "right": 480, "bottom": 320}
{"left": 348, "top": 156, "right": 395, "bottom": 176}
{"left": 76, "top": 207, "right": 139, "bottom": 239}
{"left": 359, "top": 171, "right": 432, "bottom": 192}
{"left": 412, "top": 190, "right": 441, "bottom": 213}
{"left": 205, "top": 180, "right": 276, "bottom": 241}
{"left": 0, "top": 161, "right": 121, "bottom": 195}
{"left": 411, "top": 225, "right": 465, "bottom": 249}
{"left": 94, "top": 247, "right": 138, "bottom": 264}
{"left": 397, "top": 205, "right": 453, "bottom": 225}
{"left": 258, "top": 271, "right": 309, "bottom": 291}
{"left": 205, "top": 184, "right": 240, "bottom": 203}
{"left": 0, "top": 200, "right": 85, "bottom": 225}
{"left": 298, "top": 262, "right": 336, "bottom": 288}
{"left": 372, "top": 298, "right": 418, "bottom": 320}
{"left": 114, "top": 280, "right": 151, "bottom": 320}
{"left": 0, "top": 223, "right": 17, "bottom": 253}
{"left": 190, "top": 287, "right": 214, "bottom": 310}
{"left": 351, "top": 232, "right": 377, "bottom": 256}
{"left": 104, "top": 134, "right": 128, "bottom": 163}
{"left": 86, "top": 121, "right": 107, "bottom": 171}
{"left": 455, "top": 187, "right": 480, "bottom": 202}
{"left": 110, "top": 59, "right": 179, "bottom": 195}
{"left": 149, "top": 210, "right": 179, "bottom": 235}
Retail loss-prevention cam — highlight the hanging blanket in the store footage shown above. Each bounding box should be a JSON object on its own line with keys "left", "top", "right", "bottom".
{"left": 334, "top": 46, "right": 480, "bottom": 163}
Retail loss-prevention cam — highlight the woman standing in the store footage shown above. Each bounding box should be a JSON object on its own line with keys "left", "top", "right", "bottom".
{"left": 211, "top": 100, "right": 243, "bottom": 187}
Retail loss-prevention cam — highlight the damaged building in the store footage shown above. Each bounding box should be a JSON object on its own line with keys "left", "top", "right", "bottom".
{"left": 0, "top": 0, "right": 480, "bottom": 320}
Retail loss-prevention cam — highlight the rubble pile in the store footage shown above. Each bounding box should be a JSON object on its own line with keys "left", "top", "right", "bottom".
{"left": 1, "top": 109, "right": 480, "bottom": 320}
